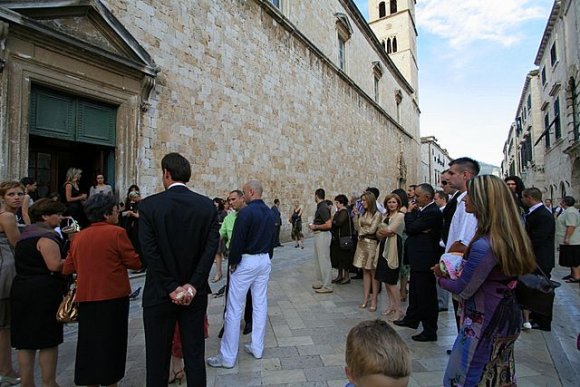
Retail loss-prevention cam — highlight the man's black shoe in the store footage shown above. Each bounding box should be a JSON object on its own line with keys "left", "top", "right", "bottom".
{"left": 213, "top": 285, "right": 226, "bottom": 298}
{"left": 446, "top": 349, "right": 452, "bottom": 355}
{"left": 129, "top": 287, "right": 141, "bottom": 300}
{"left": 393, "top": 319, "right": 418, "bottom": 329}
{"left": 411, "top": 333, "right": 437, "bottom": 342}
{"left": 243, "top": 323, "right": 252, "bottom": 335}
{"left": 218, "top": 326, "right": 224, "bottom": 339}
{"left": 531, "top": 322, "right": 551, "bottom": 332}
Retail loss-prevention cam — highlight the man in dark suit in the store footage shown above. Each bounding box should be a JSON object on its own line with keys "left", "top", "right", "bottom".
{"left": 394, "top": 183, "right": 443, "bottom": 342}
{"left": 271, "top": 198, "right": 282, "bottom": 247}
{"left": 139, "top": 153, "right": 220, "bottom": 386}
{"left": 522, "top": 187, "right": 555, "bottom": 331}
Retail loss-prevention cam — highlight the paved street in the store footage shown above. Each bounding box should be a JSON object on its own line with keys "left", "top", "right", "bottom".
{"left": 41, "top": 238, "right": 580, "bottom": 386}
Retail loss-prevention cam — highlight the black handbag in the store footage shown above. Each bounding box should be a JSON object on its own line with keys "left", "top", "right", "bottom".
{"left": 338, "top": 212, "right": 354, "bottom": 251}
{"left": 515, "top": 267, "right": 560, "bottom": 316}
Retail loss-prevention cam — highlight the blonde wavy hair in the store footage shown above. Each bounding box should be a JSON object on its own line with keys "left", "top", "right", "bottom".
{"left": 466, "top": 175, "right": 536, "bottom": 276}
{"left": 64, "top": 168, "right": 82, "bottom": 185}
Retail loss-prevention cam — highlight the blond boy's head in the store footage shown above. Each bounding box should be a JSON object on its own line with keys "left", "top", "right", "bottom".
{"left": 345, "top": 320, "right": 410, "bottom": 387}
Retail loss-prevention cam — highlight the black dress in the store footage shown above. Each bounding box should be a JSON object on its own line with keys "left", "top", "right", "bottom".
{"left": 64, "top": 183, "right": 89, "bottom": 228}
{"left": 330, "top": 209, "right": 355, "bottom": 270}
{"left": 10, "top": 224, "right": 65, "bottom": 349}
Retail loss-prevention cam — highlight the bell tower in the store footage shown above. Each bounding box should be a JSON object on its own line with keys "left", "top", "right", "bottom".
{"left": 368, "top": 0, "right": 419, "bottom": 97}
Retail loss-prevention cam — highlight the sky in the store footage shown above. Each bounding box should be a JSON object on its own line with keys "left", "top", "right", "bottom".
{"left": 353, "top": 0, "right": 554, "bottom": 166}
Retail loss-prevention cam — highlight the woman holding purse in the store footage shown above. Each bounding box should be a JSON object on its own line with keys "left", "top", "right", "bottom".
{"left": 330, "top": 195, "right": 354, "bottom": 285}
{"left": 63, "top": 194, "right": 141, "bottom": 386}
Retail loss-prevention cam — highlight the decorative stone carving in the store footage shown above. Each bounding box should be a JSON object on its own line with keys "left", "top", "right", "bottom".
{"left": 0, "top": 21, "right": 8, "bottom": 73}
{"left": 140, "top": 75, "right": 156, "bottom": 112}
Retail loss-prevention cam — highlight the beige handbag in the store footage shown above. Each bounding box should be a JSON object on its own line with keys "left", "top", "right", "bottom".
{"left": 56, "top": 282, "right": 78, "bottom": 323}
{"left": 61, "top": 217, "right": 80, "bottom": 234}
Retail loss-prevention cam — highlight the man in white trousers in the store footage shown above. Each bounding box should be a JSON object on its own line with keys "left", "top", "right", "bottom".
{"left": 309, "top": 188, "right": 333, "bottom": 293}
{"left": 207, "top": 179, "right": 276, "bottom": 368}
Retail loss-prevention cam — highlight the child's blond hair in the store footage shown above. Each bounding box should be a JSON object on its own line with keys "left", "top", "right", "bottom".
{"left": 346, "top": 320, "right": 411, "bottom": 383}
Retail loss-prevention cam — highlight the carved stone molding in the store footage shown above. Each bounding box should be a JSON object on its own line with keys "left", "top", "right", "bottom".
{"left": 140, "top": 75, "right": 156, "bottom": 112}
{"left": 0, "top": 21, "right": 8, "bottom": 73}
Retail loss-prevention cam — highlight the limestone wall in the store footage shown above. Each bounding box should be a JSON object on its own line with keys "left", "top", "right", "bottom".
{"left": 105, "top": 0, "right": 420, "bottom": 238}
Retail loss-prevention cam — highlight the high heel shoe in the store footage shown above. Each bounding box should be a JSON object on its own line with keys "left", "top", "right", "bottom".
{"left": 211, "top": 273, "right": 223, "bottom": 283}
{"left": 331, "top": 276, "right": 343, "bottom": 284}
{"left": 169, "top": 368, "right": 185, "bottom": 385}
{"left": 369, "top": 302, "right": 377, "bottom": 312}
{"left": 359, "top": 302, "right": 368, "bottom": 309}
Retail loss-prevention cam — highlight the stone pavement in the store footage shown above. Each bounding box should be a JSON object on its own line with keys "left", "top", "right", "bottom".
{"left": 31, "top": 238, "right": 580, "bottom": 386}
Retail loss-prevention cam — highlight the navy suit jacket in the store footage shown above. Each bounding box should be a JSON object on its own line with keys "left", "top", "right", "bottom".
{"left": 405, "top": 202, "right": 444, "bottom": 271}
{"left": 139, "top": 185, "right": 220, "bottom": 307}
{"left": 525, "top": 205, "right": 555, "bottom": 271}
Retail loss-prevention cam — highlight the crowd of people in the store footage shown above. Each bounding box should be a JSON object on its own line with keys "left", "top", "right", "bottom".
{"left": 0, "top": 152, "right": 578, "bottom": 386}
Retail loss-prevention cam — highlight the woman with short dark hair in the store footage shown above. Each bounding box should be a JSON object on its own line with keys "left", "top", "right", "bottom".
{"left": 63, "top": 193, "right": 141, "bottom": 386}
{"left": 330, "top": 194, "right": 354, "bottom": 285}
{"left": 11, "top": 198, "right": 67, "bottom": 387}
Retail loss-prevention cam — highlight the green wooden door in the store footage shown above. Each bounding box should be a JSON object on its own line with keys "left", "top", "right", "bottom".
{"left": 29, "top": 86, "right": 117, "bottom": 146}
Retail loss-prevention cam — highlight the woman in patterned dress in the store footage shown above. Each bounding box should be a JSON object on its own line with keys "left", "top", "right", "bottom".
{"left": 435, "top": 175, "right": 536, "bottom": 386}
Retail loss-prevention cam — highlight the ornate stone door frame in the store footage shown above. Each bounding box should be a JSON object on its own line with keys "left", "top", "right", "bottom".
{"left": 0, "top": 1, "right": 157, "bottom": 191}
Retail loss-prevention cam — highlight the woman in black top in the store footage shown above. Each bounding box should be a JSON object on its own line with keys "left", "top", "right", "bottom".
{"left": 330, "top": 195, "right": 354, "bottom": 284}
{"left": 11, "top": 199, "right": 66, "bottom": 387}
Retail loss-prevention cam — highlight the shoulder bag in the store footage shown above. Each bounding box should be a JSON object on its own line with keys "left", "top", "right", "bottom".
{"left": 338, "top": 211, "right": 354, "bottom": 251}
{"left": 515, "top": 266, "right": 560, "bottom": 317}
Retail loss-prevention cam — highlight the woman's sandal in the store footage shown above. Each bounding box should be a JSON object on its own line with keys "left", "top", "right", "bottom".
{"left": 169, "top": 368, "right": 185, "bottom": 385}
{"left": 369, "top": 303, "right": 377, "bottom": 312}
{"left": 359, "top": 302, "right": 368, "bottom": 309}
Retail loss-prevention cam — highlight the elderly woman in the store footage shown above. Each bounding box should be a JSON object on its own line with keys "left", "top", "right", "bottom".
{"left": 352, "top": 191, "right": 382, "bottom": 312}
{"left": 11, "top": 198, "right": 67, "bottom": 387}
{"left": 557, "top": 196, "right": 580, "bottom": 283}
{"left": 63, "top": 194, "right": 141, "bottom": 387}
{"left": 435, "top": 175, "right": 536, "bottom": 386}
{"left": 0, "top": 181, "right": 25, "bottom": 384}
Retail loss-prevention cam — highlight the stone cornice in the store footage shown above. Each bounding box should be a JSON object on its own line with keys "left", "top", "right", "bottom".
{"left": 0, "top": 1, "right": 158, "bottom": 77}
{"left": 534, "top": 0, "right": 561, "bottom": 66}
{"left": 254, "top": 0, "right": 415, "bottom": 139}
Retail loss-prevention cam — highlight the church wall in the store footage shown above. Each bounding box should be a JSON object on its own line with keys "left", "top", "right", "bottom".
{"left": 101, "top": 0, "right": 420, "bottom": 234}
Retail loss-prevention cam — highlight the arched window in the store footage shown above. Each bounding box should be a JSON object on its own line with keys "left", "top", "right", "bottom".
{"left": 392, "top": 37, "right": 398, "bottom": 52}
{"left": 379, "top": 2, "right": 386, "bottom": 18}
{"left": 386, "top": 38, "right": 392, "bottom": 54}
{"left": 390, "top": 0, "right": 398, "bottom": 14}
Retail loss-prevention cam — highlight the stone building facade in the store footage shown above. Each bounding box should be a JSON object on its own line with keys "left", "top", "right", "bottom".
{"left": 501, "top": 70, "right": 546, "bottom": 189}
{"left": 419, "top": 136, "right": 451, "bottom": 186}
{"left": 0, "top": 0, "right": 420, "bottom": 238}
{"left": 502, "top": 0, "right": 579, "bottom": 201}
